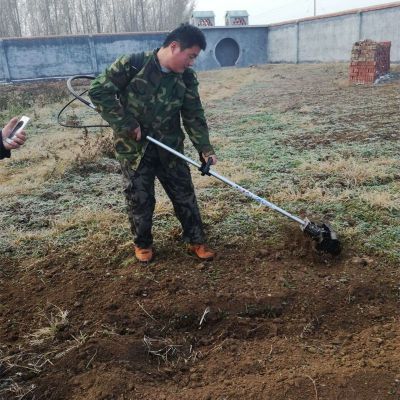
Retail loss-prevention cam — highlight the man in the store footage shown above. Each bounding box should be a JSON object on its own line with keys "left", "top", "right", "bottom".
{"left": 89, "top": 24, "right": 217, "bottom": 263}
{"left": 1, "top": 117, "right": 27, "bottom": 160}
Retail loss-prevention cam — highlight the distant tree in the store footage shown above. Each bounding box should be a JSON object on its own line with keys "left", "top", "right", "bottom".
{"left": 0, "top": 0, "right": 22, "bottom": 37}
{"left": 0, "top": 0, "right": 195, "bottom": 37}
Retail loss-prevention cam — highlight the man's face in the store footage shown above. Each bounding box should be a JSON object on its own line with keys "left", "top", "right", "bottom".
{"left": 169, "top": 42, "right": 201, "bottom": 73}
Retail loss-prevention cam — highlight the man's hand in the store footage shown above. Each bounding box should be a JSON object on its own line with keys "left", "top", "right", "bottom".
{"left": 132, "top": 125, "right": 141, "bottom": 141}
{"left": 2, "top": 117, "right": 27, "bottom": 150}
{"left": 201, "top": 153, "right": 217, "bottom": 166}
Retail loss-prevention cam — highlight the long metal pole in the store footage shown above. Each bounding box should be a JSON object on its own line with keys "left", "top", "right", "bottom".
{"left": 146, "top": 136, "right": 306, "bottom": 226}
{"left": 65, "top": 78, "right": 306, "bottom": 227}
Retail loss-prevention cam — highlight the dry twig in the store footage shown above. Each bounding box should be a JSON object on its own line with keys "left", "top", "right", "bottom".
{"left": 306, "top": 374, "right": 319, "bottom": 400}
{"left": 199, "top": 307, "right": 210, "bottom": 327}
{"left": 137, "top": 301, "right": 157, "bottom": 322}
{"left": 86, "top": 349, "right": 98, "bottom": 369}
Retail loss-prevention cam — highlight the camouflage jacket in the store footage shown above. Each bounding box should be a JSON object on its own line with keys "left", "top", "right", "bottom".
{"left": 89, "top": 50, "right": 215, "bottom": 168}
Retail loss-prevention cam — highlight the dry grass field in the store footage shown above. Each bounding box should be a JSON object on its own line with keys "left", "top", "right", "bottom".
{"left": 0, "top": 63, "right": 399, "bottom": 399}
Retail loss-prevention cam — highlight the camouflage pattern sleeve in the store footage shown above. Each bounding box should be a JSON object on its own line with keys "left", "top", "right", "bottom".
{"left": 181, "top": 69, "right": 215, "bottom": 157}
{"left": 88, "top": 55, "right": 140, "bottom": 135}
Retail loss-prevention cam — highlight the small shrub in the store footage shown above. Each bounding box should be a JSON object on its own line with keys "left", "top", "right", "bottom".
{"left": 69, "top": 128, "right": 115, "bottom": 173}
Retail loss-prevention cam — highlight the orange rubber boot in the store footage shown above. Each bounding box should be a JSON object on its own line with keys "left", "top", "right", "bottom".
{"left": 188, "top": 244, "right": 215, "bottom": 260}
{"left": 134, "top": 246, "right": 153, "bottom": 262}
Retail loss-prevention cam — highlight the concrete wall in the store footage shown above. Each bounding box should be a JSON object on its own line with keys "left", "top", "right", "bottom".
{"left": 361, "top": 7, "right": 400, "bottom": 61}
{"left": 0, "top": 27, "right": 267, "bottom": 82}
{"left": 0, "top": 32, "right": 167, "bottom": 82}
{"left": 298, "top": 13, "right": 360, "bottom": 62}
{"left": 196, "top": 27, "right": 267, "bottom": 70}
{"left": 0, "top": 3, "right": 400, "bottom": 82}
{"left": 267, "top": 24, "right": 298, "bottom": 63}
{"left": 92, "top": 32, "right": 165, "bottom": 72}
{"left": 0, "top": 36, "right": 94, "bottom": 81}
{"left": 266, "top": 3, "right": 400, "bottom": 64}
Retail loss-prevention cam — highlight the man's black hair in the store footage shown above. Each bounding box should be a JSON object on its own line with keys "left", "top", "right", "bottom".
{"left": 162, "top": 23, "right": 207, "bottom": 51}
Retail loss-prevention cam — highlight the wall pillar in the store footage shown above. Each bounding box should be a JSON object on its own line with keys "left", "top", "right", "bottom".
{"left": 0, "top": 40, "right": 11, "bottom": 82}
{"left": 296, "top": 21, "right": 300, "bottom": 64}
{"left": 358, "top": 11, "right": 363, "bottom": 40}
{"left": 88, "top": 35, "right": 98, "bottom": 75}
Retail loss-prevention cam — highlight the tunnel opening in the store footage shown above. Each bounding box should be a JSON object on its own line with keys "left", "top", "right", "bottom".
{"left": 215, "top": 38, "right": 240, "bottom": 67}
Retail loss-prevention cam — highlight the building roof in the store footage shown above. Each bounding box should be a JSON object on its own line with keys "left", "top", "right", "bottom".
{"left": 225, "top": 10, "right": 249, "bottom": 17}
{"left": 192, "top": 11, "right": 215, "bottom": 18}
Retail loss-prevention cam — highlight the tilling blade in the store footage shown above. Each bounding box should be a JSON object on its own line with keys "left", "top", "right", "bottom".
{"left": 303, "top": 220, "right": 342, "bottom": 256}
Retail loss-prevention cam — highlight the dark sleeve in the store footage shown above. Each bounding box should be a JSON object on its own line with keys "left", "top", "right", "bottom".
{"left": 0, "top": 130, "right": 11, "bottom": 160}
{"left": 181, "top": 69, "right": 215, "bottom": 156}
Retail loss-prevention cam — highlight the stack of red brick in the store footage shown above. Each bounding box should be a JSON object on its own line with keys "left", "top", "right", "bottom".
{"left": 349, "top": 39, "right": 391, "bottom": 84}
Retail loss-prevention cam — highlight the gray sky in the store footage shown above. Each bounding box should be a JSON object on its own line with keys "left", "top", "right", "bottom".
{"left": 194, "top": 0, "right": 391, "bottom": 25}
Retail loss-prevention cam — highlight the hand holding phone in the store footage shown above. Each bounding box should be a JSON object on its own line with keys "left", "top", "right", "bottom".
{"left": 4, "top": 116, "right": 30, "bottom": 146}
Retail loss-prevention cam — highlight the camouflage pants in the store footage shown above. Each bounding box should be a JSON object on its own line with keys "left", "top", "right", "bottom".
{"left": 120, "top": 143, "right": 205, "bottom": 248}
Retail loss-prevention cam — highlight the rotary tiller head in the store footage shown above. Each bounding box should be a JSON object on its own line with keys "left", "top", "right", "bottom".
{"left": 302, "top": 219, "right": 342, "bottom": 256}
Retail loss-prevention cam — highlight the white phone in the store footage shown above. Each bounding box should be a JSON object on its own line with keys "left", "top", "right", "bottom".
{"left": 8, "top": 116, "right": 30, "bottom": 140}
